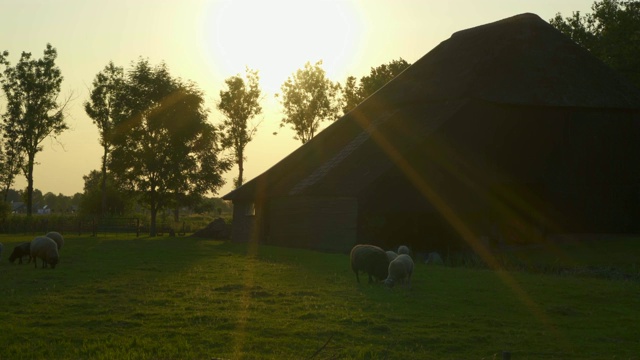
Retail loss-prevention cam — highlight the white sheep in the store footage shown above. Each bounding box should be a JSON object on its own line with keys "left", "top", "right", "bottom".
{"left": 350, "top": 244, "right": 390, "bottom": 283}
{"left": 45, "top": 231, "right": 64, "bottom": 250}
{"left": 30, "top": 236, "right": 59, "bottom": 269}
{"left": 384, "top": 254, "right": 414, "bottom": 288}
{"left": 385, "top": 250, "right": 398, "bottom": 262}
{"left": 397, "top": 245, "right": 411, "bottom": 256}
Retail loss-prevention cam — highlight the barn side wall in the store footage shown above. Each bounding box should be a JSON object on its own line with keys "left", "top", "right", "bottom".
{"left": 267, "top": 196, "right": 358, "bottom": 253}
{"left": 230, "top": 200, "right": 261, "bottom": 243}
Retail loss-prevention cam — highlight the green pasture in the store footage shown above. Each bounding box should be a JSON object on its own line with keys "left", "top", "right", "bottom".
{"left": 0, "top": 234, "right": 638, "bottom": 359}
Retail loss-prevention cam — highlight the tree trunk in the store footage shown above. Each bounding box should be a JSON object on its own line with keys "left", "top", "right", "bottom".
{"left": 173, "top": 207, "right": 179, "bottom": 222}
{"left": 237, "top": 152, "right": 244, "bottom": 188}
{"left": 26, "top": 152, "right": 35, "bottom": 217}
{"left": 150, "top": 206, "right": 158, "bottom": 237}
{"left": 100, "top": 146, "right": 108, "bottom": 216}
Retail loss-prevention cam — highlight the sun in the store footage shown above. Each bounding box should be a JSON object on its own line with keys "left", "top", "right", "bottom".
{"left": 203, "top": 0, "right": 363, "bottom": 94}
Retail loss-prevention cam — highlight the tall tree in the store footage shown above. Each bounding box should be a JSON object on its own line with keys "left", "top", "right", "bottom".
{"left": 0, "top": 43, "right": 69, "bottom": 216}
{"left": 84, "top": 61, "right": 124, "bottom": 216}
{"left": 217, "top": 67, "right": 263, "bottom": 188}
{"left": 341, "top": 58, "right": 411, "bottom": 115}
{"left": 550, "top": 0, "right": 640, "bottom": 87}
{"left": 278, "top": 60, "right": 340, "bottom": 144}
{"left": 110, "top": 59, "right": 231, "bottom": 236}
{"left": 0, "top": 51, "right": 24, "bottom": 201}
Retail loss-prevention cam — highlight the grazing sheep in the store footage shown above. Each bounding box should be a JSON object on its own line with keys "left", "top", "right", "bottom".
{"left": 45, "top": 231, "right": 64, "bottom": 250}
{"left": 386, "top": 250, "right": 398, "bottom": 262}
{"left": 350, "top": 244, "right": 389, "bottom": 284}
{"left": 30, "top": 236, "right": 59, "bottom": 269}
{"left": 9, "top": 242, "right": 31, "bottom": 264}
{"left": 425, "top": 252, "right": 444, "bottom": 265}
{"left": 397, "top": 245, "right": 411, "bottom": 256}
{"left": 384, "top": 254, "right": 414, "bottom": 289}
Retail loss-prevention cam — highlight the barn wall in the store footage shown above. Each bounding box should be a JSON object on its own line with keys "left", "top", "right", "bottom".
{"left": 267, "top": 196, "right": 358, "bottom": 253}
{"left": 230, "top": 200, "right": 261, "bottom": 243}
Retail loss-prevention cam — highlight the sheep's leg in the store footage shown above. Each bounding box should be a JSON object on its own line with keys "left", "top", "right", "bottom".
{"left": 354, "top": 271, "right": 360, "bottom": 283}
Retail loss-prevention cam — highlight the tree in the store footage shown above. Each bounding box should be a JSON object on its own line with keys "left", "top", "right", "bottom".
{"left": 217, "top": 67, "right": 262, "bottom": 188}
{"left": 0, "top": 44, "right": 69, "bottom": 216}
{"left": 278, "top": 60, "right": 340, "bottom": 144}
{"left": 550, "top": 0, "right": 640, "bottom": 87}
{"left": 110, "top": 59, "right": 231, "bottom": 236}
{"left": 85, "top": 61, "right": 125, "bottom": 216}
{"left": 341, "top": 58, "right": 411, "bottom": 115}
{"left": 79, "top": 169, "right": 133, "bottom": 216}
{"left": 0, "top": 130, "right": 25, "bottom": 201}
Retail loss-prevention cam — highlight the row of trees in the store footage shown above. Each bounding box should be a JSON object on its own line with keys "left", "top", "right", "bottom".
{"left": 0, "top": 43, "right": 408, "bottom": 236}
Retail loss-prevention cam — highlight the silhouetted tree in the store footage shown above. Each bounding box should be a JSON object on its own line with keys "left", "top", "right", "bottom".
{"left": 110, "top": 59, "right": 231, "bottom": 236}
{"left": 550, "top": 0, "right": 640, "bottom": 87}
{"left": 85, "top": 61, "right": 125, "bottom": 215}
{"left": 278, "top": 60, "right": 340, "bottom": 144}
{"left": 79, "top": 169, "right": 133, "bottom": 216}
{"left": 217, "top": 67, "right": 262, "bottom": 188}
{"left": 0, "top": 44, "right": 70, "bottom": 216}
{"left": 341, "top": 58, "right": 411, "bottom": 115}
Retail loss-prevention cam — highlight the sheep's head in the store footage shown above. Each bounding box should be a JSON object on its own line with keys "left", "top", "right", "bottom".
{"left": 384, "top": 278, "right": 395, "bottom": 288}
{"left": 49, "top": 256, "right": 59, "bottom": 269}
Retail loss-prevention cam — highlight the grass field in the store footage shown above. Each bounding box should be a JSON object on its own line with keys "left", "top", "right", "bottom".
{"left": 0, "top": 234, "right": 638, "bottom": 359}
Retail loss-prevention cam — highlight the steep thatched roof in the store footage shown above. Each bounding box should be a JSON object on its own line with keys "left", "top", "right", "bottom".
{"left": 223, "top": 13, "right": 640, "bottom": 202}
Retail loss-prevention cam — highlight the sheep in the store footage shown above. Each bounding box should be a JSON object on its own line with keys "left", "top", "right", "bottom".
{"left": 9, "top": 242, "right": 31, "bottom": 264}
{"left": 386, "top": 250, "right": 398, "bottom": 262}
{"left": 350, "top": 244, "right": 390, "bottom": 284}
{"left": 384, "top": 254, "right": 414, "bottom": 289}
{"left": 45, "top": 231, "right": 64, "bottom": 250}
{"left": 397, "top": 245, "right": 411, "bottom": 256}
{"left": 30, "top": 236, "right": 59, "bottom": 269}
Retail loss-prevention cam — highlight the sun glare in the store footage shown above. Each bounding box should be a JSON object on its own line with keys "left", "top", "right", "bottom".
{"left": 204, "top": 0, "right": 363, "bottom": 93}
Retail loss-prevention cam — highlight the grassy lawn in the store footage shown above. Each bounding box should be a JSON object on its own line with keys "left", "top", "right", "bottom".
{"left": 0, "top": 234, "right": 638, "bottom": 359}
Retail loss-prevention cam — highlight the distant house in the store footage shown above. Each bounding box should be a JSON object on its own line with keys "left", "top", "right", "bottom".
{"left": 223, "top": 13, "right": 640, "bottom": 253}
{"left": 11, "top": 201, "right": 26, "bottom": 214}
{"left": 37, "top": 205, "right": 52, "bottom": 215}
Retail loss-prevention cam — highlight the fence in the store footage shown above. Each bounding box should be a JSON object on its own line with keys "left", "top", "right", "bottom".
{"left": 0, "top": 216, "right": 141, "bottom": 236}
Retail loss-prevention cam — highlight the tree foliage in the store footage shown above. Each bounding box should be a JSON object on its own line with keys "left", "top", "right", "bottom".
{"left": 85, "top": 61, "right": 125, "bottom": 215}
{"left": 110, "top": 59, "right": 231, "bottom": 236}
{"left": 217, "top": 67, "right": 262, "bottom": 188}
{"left": 341, "top": 58, "right": 411, "bottom": 115}
{"left": 0, "top": 43, "right": 69, "bottom": 216}
{"left": 550, "top": 0, "right": 640, "bottom": 87}
{"left": 278, "top": 60, "right": 340, "bottom": 144}
{"left": 79, "top": 169, "right": 133, "bottom": 216}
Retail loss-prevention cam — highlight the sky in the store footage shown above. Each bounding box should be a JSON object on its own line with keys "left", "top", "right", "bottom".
{"left": 1, "top": 0, "right": 596, "bottom": 198}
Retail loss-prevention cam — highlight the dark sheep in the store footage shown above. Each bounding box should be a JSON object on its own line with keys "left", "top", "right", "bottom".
{"left": 9, "top": 242, "right": 31, "bottom": 264}
{"left": 350, "top": 244, "right": 390, "bottom": 283}
{"left": 30, "top": 236, "right": 59, "bottom": 269}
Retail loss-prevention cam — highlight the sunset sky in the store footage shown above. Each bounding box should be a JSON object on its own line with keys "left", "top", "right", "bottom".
{"left": 1, "top": 0, "right": 595, "bottom": 197}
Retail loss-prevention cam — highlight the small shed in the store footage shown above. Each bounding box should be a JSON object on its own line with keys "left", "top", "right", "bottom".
{"left": 223, "top": 13, "right": 640, "bottom": 253}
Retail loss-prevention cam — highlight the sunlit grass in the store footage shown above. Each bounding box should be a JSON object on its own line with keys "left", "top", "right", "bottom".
{"left": 0, "top": 234, "right": 638, "bottom": 359}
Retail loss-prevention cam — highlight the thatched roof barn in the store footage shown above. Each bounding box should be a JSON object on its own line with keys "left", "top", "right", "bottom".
{"left": 223, "top": 13, "right": 640, "bottom": 253}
